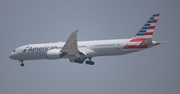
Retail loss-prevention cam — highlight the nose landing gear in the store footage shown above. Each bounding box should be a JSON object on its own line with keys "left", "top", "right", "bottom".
{"left": 19, "top": 60, "right": 24, "bottom": 67}
{"left": 20, "top": 63, "right": 24, "bottom": 67}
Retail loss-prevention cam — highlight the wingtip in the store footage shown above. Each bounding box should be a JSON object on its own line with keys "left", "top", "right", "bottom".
{"left": 72, "top": 30, "right": 79, "bottom": 34}
{"left": 75, "top": 29, "right": 79, "bottom": 32}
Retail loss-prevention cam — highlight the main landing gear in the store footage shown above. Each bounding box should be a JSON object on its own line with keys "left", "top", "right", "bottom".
{"left": 19, "top": 60, "right": 24, "bottom": 67}
{"left": 85, "top": 58, "right": 94, "bottom": 65}
{"left": 74, "top": 57, "right": 95, "bottom": 65}
{"left": 74, "top": 59, "right": 84, "bottom": 64}
{"left": 85, "top": 61, "right": 94, "bottom": 65}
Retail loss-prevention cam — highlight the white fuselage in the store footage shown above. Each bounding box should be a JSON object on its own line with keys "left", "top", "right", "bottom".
{"left": 9, "top": 38, "right": 158, "bottom": 61}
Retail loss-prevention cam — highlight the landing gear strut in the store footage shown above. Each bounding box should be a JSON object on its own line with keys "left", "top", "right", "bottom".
{"left": 19, "top": 60, "right": 24, "bottom": 67}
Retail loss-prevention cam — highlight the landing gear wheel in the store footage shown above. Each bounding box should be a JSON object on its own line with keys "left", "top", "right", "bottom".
{"left": 19, "top": 60, "right": 24, "bottom": 67}
{"left": 85, "top": 61, "right": 94, "bottom": 65}
{"left": 74, "top": 59, "right": 84, "bottom": 64}
{"left": 85, "top": 57, "right": 95, "bottom": 65}
{"left": 20, "top": 63, "right": 24, "bottom": 67}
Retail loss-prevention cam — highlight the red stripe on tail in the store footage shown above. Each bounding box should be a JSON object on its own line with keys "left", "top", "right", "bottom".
{"left": 152, "top": 20, "right": 157, "bottom": 23}
{"left": 144, "top": 32, "right": 153, "bottom": 35}
{"left": 156, "top": 14, "right": 160, "bottom": 16}
{"left": 148, "top": 26, "right": 155, "bottom": 29}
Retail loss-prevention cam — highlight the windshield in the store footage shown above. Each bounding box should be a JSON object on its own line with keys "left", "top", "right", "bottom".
{"left": 13, "top": 50, "right": 16, "bottom": 52}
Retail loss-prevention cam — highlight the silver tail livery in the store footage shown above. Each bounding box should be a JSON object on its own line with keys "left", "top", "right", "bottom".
{"left": 9, "top": 14, "right": 161, "bottom": 66}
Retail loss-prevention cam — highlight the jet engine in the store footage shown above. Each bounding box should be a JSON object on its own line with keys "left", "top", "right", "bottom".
{"left": 46, "top": 49, "right": 62, "bottom": 59}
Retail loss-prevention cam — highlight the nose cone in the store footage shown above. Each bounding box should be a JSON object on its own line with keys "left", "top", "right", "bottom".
{"left": 9, "top": 52, "right": 18, "bottom": 60}
{"left": 9, "top": 53, "right": 14, "bottom": 59}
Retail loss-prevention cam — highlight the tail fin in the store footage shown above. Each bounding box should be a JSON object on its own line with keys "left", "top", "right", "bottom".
{"left": 135, "top": 14, "right": 160, "bottom": 38}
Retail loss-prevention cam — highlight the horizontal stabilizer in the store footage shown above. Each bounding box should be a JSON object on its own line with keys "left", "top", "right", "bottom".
{"left": 139, "top": 38, "right": 152, "bottom": 45}
{"left": 128, "top": 38, "right": 152, "bottom": 45}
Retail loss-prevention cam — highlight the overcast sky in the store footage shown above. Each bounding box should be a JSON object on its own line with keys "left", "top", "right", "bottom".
{"left": 0, "top": 0, "right": 180, "bottom": 94}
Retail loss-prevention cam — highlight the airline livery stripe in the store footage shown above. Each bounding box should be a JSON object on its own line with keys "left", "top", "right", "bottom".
{"left": 123, "top": 45, "right": 148, "bottom": 49}
{"left": 139, "top": 29, "right": 147, "bottom": 32}
{"left": 144, "top": 24, "right": 151, "bottom": 26}
{"left": 136, "top": 33, "right": 153, "bottom": 36}
{"left": 138, "top": 29, "right": 154, "bottom": 33}
{"left": 147, "top": 20, "right": 158, "bottom": 23}
{"left": 141, "top": 26, "right": 155, "bottom": 29}
{"left": 154, "top": 17, "right": 159, "bottom": 19}
{"left": 152, "top": 20, "right": 157, "bottom": 23}
{"left": 129, "top": 38, "right": 145, "bottom": 42}
{"left": 144, "top": 32, "right": 153, "bottom": 35}
{"left": 146, "top": 30, "right": 154, "bottom": 32}
{"left": 142, "top": 27, "right": 149, "bottom": 29}
{"left": 137, "top": 32, "right": 147, "bottom": 34}
{"left": 150, "top": 23, "right": 156, "bottom": 26}
{"left": 156, "top": 14, "right": 160, "bottom": 16}
{"left": 148, "top": 26, "right": 155, "bottom": 29}
{"left": 153, "top": 14, "right": 159, "bottom": 16}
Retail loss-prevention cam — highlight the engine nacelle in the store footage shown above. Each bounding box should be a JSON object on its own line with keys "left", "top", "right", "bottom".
{"left": 46, "top": 49, "right": 62, "bottom": 59}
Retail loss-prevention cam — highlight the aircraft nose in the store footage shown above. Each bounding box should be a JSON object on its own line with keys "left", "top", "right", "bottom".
{"left": 9, "top": 53, "right": 14, "bottom": 59}
{"left": 9, "top": 52, "right": 17, "bottom": 60}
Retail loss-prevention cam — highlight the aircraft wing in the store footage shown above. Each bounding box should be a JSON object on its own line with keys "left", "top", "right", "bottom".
{"left": 60, "top": 30, "right": 82, "bottom": 58}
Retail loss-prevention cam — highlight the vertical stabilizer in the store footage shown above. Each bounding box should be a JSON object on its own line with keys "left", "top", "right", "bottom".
{"left": 124, "top": 14, "right": 160, "bottom": 49}
{"left": 135, "top": 14, "right": 160, "bottom": 38}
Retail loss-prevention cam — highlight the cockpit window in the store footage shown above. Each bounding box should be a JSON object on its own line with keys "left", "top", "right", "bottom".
{"left": 13, "top": 50, "right": 16, "bottom": 52}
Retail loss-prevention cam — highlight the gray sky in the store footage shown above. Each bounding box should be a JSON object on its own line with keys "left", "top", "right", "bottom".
{"left": 1, "top": 0, "right": 180, "bottom": 94}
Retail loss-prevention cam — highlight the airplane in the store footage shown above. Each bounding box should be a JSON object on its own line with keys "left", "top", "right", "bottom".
{"left": 9, "top": 14, "right": 161, "bottom": 67}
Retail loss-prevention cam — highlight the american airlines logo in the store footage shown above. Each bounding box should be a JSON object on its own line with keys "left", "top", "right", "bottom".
{"left": 23, "top": 46, "right": 58, "bottom": 52}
